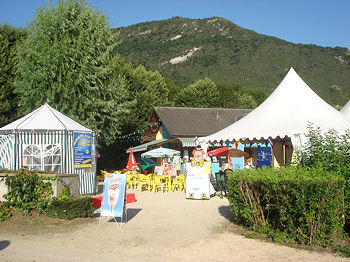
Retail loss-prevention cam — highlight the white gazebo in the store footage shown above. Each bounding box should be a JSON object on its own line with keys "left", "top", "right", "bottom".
{"left": 198, "top": 67, "right": 350, "bottom": 165}
{"left": 0, "top": 102, "right": 97, "bottom": 194}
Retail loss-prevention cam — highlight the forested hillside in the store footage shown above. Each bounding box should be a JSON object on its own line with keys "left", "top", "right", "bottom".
{"left": 114, "top": 16, "right": 350, "bottom": 106}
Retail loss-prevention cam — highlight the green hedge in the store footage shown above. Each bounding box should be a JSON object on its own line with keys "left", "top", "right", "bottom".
{"left": 226, "top": 166, "right": 345, "bottom": 245}
{"left": 46, "top": 196, "right": 94, "bottom": 220}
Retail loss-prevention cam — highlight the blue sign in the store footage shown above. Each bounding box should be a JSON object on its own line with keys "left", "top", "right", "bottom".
{"left": 73, "top": 131, "right": 92, "bottom": 168}
{"left": 101, "top": 174, "right": 126, "bottom": 217}
{"left": 257, "top": 146, "right": 272, "bottom": 168}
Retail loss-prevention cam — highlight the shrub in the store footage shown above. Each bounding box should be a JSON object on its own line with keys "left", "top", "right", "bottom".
{"left": 298, "top": 127, "right": 350, "bottom": 231}
{"left": 3, "top": 169, "right": 55, "bottom": 215}
{"left": 46, "top": 196, "right": 94, "bottom": 220}
{"left": 0, "top": 203, "right": 12, "bottom": 222}
{"left": 226, "top": 166, "right": 345, "bottom": 245}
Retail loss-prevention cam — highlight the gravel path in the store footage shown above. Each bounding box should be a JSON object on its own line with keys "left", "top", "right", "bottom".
{"left": 0, "top": 189, "right": 348, "bottom": 262}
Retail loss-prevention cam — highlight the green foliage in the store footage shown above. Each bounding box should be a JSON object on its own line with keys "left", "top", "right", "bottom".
{"left": 110, "top": 55, "right": 173, "bottom": 129}
{"left": 115, "top": 16, "right": 350, "bottom": 106}
{"left": 298, "top": 127, "right": 350, "bottom": 178}
{"left": 58, "top": 186, "right": 70, "bottom": 201}
{"left": 298, "top": 126, "right": 350, "bottom": 231}
{"left": 3, "top": 169, "right": 55, "bottom": 215}
{"left": 175, "top": 77, "right": 220, "bottom": 107}
{"left": 0, "top": 203, "right": 12, "bottom": 222}
{"left": 46, "top": 196, "right": 93, "bottom": 220}
{"left": 226, "top": 166, "right": 345, "bottom": 245}
{"left": 14, "top": 0, "right": 132, "bottom": 141}
{"left": 217, "top": 83, "right": 267, "bottom": 108}
{"left": 333, "top": 244, "right": 350, "bottom": 258}
{"left": 0, "top": 24, "right": 26, "bottom": 125}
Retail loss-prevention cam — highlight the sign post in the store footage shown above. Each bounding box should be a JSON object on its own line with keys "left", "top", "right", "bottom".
{"left": 99, "top": 173, "right": 127, "bottom": 228}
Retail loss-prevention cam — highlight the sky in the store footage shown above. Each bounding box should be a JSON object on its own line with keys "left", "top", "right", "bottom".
{"left": 0, "top": 0, "right": 349, "bottom": 49}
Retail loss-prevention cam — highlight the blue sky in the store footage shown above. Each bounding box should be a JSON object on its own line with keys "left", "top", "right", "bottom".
{"left": 0, "top": 0, "right": 349, "bottom": 49}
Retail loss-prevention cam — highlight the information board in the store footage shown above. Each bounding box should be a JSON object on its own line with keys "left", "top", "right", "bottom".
{"left": 73, "top": 131, "right": 92, "bottom": 168}
{"left": 185, "top": 162, "right": 211, "bottom": 200}
{"left": 100, "top": 173, "right": 126, "bottom": 217}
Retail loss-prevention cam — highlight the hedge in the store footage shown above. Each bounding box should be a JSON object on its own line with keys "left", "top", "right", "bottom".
{"left": 46, "top": 196, "right": 94, "bottom": 220}
{"left": 226, "top": 166, "right": 345, "bottom": 245}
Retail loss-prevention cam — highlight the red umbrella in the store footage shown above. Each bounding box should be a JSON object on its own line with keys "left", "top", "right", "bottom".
{"left": 126, "top": 149, "right": 138, "bottom": 170}
{"left": 207, "top": 147, "right": 231, "bottom": 157}
{"left": 208, "top": 147, "right": 249, "bottom": 158}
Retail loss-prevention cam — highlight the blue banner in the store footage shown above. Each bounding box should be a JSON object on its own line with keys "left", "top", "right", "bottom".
{"left": 73, "top": 131, "right": 92, "bottom": 168}
{"left": 257, "top": 146, "right": 272, "bottom": 168}
{"left": 101, "top": 174, "right": 126, "bottom": 217}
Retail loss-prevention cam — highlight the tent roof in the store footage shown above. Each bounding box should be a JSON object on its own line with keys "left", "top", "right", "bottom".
{"left": 0, "top": 102, "right": 92, "bottom": 133}
{"left": 340, "top": 100, "right": 350, "bottom": 121}
{"left": 199, "top": 67, "right": 350, "bottom": 143}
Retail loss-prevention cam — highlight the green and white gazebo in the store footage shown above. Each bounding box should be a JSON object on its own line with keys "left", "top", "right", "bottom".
{"left": 0, "top": 102, "right": 97, "bottom": 194}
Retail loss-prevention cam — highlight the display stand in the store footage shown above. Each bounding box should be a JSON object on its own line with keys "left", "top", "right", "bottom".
{"left": 99, "top": 173, "right": 128, "bottom": 228}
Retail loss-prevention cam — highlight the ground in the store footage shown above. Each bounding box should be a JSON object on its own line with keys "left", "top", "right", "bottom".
{"left": 0, "top": 189, "right": 348, "bottom": 262}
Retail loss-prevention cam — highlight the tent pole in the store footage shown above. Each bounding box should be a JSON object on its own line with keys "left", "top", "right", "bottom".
{"left": 283, "top": 144, "right": 286, "bottom": 166}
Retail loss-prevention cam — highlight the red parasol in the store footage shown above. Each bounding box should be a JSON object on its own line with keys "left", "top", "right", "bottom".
{"left": 207, "top": 147, "right": 231, "bottom": 157}
{"left": 208, "top": 147, "right": 249, "bottom": 158}
{"left": 126, "top": 149, "right": 138, "bottom": 170}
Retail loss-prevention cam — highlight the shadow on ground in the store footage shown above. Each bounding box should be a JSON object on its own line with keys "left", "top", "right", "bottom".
{"left": 93, "top": 208, "right": 142, "bottom": 223}
{"left": 0, "top": 240, "right": 10, "bottom": 251}
{"left": 218, "top": 205, "right": 234, "bottom": 222}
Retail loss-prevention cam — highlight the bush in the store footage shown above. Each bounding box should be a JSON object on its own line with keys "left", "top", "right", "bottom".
{"left": 0, "top": 203, "right": 12, "bottom": 222}
{"left": 3, "top": 169, "right": 55, "bottom": 215}
{"left": 298, "top": 127, "right": 350, "bottom": 231}
{"left": 226, "top": 166, "right": 345, "bottom": 245}
{"left": 46, "top": 196, "right": 94, "bottom": 220}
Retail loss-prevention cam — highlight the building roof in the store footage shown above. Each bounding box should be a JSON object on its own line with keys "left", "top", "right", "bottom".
{"left": 152, "top": 107, "right": 252, "bottom": 137}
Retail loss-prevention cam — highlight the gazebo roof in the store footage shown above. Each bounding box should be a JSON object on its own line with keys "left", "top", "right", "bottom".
{"left": 0, "top": 102, "right": 92, "bottom": 133}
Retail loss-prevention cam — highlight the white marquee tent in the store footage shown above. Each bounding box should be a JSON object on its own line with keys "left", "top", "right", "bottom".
{"left": 0, "top": 103, "right": 97, "bottom": 194}
{"left": 198, "top": 67, "right": 350, "bottom": 149}
{"left": 340, "top": 100, "right": 350, "bottom": 122}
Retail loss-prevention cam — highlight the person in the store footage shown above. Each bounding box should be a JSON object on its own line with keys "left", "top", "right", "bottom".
{"left": 244, "top": 157, "right": 253, "bottom": 169}
{"left": 163, "top": 163, "right": 168, "bottom": 175}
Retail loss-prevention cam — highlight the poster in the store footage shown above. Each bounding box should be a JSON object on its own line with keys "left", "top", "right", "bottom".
{"left": 73, "top": 131, "right": 92, "bottom": 168}
{"left": 185, "top": 162, "right": 211, "bottom": 200}
{"left": 257, "top": 146, "right": 272, "bottom": 168}
{"left": 101, "top": 173, "right": 126, "bottom": 217}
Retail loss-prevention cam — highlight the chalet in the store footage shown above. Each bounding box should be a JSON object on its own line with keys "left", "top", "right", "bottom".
{"left": 127, "top": 107, "right": 252, "bottom": 155}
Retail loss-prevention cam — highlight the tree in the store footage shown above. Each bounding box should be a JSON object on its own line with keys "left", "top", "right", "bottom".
{"left": 175, "top": 77, "right": 220, "bottom": 108}
{"left": 110, "top": 56, "right": 173, "bottom": 126}
{"left": 0, "top": 24, "right": 26, "bottom": 125}
{"left": 217, "top": 83, "right": 267, "bottom": 109}
{"left": 14, "top": 0, "right": 131, "bottom": 140}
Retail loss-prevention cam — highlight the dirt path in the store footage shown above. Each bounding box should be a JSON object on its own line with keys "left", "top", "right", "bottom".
{"left": 0, "top": 190, "right": 348, "bottom": 262}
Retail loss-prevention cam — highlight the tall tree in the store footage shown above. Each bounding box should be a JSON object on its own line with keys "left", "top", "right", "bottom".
{"left": 217, "top": 83, "right": 267, "bottom": 109}
{"left": 175, "top": 77, "right": 220, "bottom": 108}
{"left": 111, "top": 56, "right": 173, "bottom": 126}
{"left": 14, "top": 0, "right": 131, "bottom": 140}
{"left": 0, "top": 24, "right": 26, "bottom": 125}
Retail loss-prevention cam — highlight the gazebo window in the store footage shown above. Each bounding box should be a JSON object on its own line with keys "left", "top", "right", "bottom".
{"left": 23, "top": 144, "right": 61, "bottom": 172}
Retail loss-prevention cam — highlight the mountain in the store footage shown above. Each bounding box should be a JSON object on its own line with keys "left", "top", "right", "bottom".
{"left": 114, "top": 16, "right": 350, "bottom": 106}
